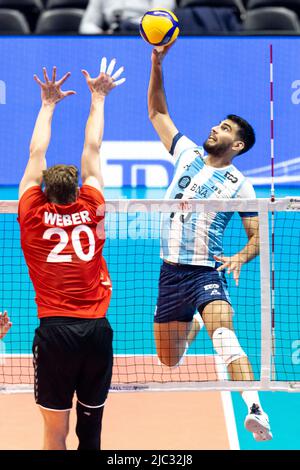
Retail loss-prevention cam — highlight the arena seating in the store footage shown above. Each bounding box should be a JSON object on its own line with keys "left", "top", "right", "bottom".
{"left": 35, "top": 8, "right": 84, "bottom": 33}
{"left": 0, "top": 0, "right": 299, "bottom": 35}
{"left": 0, "top": 8, "right": 30, "bottom": 33}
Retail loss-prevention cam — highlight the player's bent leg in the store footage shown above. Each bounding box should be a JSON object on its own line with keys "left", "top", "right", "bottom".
{"left": 154, "top": 320, "right": 192, "bottom": 367}
{"left": 186, "top": 312, "right": 204, "bottom": 347}
{"left": 202, "top": 300, "right": 233, "bottom": 333}
{"left": 227, "top": 356, "right": 254, "bottom": 381}
{"left": 202, "top": 303, "right": 272, "bottom": 440}
{"left": 202, "top": 301, "right": 254, "bottom": 380}
{"left": 202, "top": 301, "right": 272, "bottom": 439}
{"left": 76, "top": 401, "right": 104, "bottom": 450}
{"left": 39, "top": 407, "right": 70, "bottom": 450}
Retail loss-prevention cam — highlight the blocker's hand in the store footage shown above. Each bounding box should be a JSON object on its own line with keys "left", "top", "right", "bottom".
{"left": 214, "top": 254, "right": 246, "bottom": 287}
{"left": 0, "top": 311, "right": 12, "bottom": 339}
{"left": 82, "top": 57, "right": 126, "bottom": 97}
{"left": 34, "top": 67, "right": 76, "bottom": 105}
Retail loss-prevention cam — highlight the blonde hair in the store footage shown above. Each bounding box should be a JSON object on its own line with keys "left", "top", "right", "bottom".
{"left": 43, "top": 164, "right": 79, "bottom": 204}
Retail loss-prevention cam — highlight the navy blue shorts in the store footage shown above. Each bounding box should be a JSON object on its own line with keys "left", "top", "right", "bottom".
{"left": 154, "top": 261, "right": 232, "bottom": 323}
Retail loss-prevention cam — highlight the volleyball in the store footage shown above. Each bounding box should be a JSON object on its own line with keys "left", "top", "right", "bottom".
{"left": 139, "top": 9, "right": 179, "bottom": 47}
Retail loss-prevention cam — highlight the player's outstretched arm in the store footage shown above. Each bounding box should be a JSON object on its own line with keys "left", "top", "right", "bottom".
{"left": 81, "top": 57, "right": 125, "bottom": 191}
{"left": 0, "top": 311, "right": 12, "bottom": 339}
{"left": 148, "top": 45, "right": 179, "bottom": 153}
{"left": 19, "top": 67, "right": 76, "bottom": 199}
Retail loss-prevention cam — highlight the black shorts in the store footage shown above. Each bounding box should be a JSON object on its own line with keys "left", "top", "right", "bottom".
{"left": 32, "top": 316, "right": 113, "bottom": 411}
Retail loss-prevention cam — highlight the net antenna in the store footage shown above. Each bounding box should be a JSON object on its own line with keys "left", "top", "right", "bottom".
{"left": 270, "top": 44, "right": 276, "bottom": 380}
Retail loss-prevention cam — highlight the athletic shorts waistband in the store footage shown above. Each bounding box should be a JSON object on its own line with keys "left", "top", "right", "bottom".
{"left": 162, "top": 260, "right": 215, "bottom": 272}
{"left": 39, "top": 316, "right": 108, "bottom": 327}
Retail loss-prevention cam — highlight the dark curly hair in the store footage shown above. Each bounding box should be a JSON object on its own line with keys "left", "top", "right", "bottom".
{"left": 227, "top": 114, "right": 256, "bottom": 156}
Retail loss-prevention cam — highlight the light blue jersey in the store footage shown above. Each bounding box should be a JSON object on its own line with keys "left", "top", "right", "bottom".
{"left": 161, "top": 133, "right": 257, "bottom": 266}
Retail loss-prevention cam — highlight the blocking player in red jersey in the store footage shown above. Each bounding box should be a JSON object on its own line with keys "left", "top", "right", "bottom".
{"left": 18, "top": 59, "right": 125, "bottom": 450}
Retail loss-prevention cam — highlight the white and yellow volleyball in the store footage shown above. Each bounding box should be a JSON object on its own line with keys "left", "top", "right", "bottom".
{"left": 139, "top": 9, "right": 180, "bottom": 47}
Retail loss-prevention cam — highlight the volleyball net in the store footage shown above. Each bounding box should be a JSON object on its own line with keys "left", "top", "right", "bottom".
{"left": 0, "top": 198, "right": 300, "bottom": 393}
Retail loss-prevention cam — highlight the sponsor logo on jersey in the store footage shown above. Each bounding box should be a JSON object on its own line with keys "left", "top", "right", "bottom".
{"left": 211, "top": 289, "right": 221, "bottom": 295}
{"left": 190, "top": 183, "right": 209, "bottom": 197}
{"left": 178, "top": 176, "right": 191, "bottom": 189}
{"left": 183, "top": 163, "right": 192, "bottom": 171}
{"left": 211, "top": 185, "right": 223, "bottom": 195}
{"left": 225, "top": 171, "right": 238, "bottom": 184}
{"left": 204, "top": 283, "right": 220, "bottom": 291}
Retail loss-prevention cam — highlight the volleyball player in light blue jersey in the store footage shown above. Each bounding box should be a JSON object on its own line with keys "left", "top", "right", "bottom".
{"left": 148, "top": 45, "right": 272, "bottom": 442}
{"left": 161, "top": 135, "right": 256, "bottom": 267}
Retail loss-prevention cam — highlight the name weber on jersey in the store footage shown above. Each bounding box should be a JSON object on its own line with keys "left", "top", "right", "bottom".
{"left": 44, "top": 210, "right": 92, "bottom": 227}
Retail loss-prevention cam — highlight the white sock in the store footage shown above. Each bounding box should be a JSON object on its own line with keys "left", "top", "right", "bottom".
{"left": 242, "top": 391, "right": 262, "bottom": 411}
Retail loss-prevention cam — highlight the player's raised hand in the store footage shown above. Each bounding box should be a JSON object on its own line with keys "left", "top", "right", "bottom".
{"left": 151, "top": 43, "right": 173, "bottom": 66}
{"left": 34, "top": 67, "right": 76, "bottom": 105}
{"left": 0, "top": 311, "right": 12, "bottom": 339}
{"left": 81, "top": 58, "right": 126, "bottom": 97}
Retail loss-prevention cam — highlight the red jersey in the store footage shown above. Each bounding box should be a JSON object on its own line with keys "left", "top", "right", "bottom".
{"left": 18, "top": 185, "right": 112, "bottom": 319}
